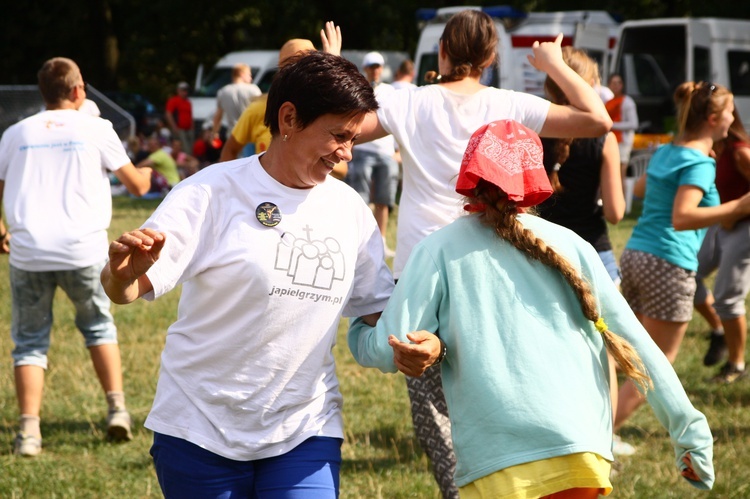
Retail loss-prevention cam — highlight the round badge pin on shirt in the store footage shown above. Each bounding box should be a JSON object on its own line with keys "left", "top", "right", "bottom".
{"left": 256, "top": 202, "right": 282, "bottom": 227}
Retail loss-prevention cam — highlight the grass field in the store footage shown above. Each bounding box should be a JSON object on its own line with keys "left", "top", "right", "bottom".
{"left": 1, "top": 196, "right": 748, "bottom": 498}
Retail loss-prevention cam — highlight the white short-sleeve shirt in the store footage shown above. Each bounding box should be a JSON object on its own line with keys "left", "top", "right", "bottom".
{"left": 376, "top": 85, "right": 550, "bottom": 277}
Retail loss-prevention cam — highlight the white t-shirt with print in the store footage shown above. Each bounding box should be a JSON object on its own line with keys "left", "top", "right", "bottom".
{"left": 377, "top": 85, "right": 550, "bottom": 277}
{"left": 142, "top": 155, "right": 394, "bottom": 460}
{"left": 0, "top": 109, "right": 130, "bottom": 271}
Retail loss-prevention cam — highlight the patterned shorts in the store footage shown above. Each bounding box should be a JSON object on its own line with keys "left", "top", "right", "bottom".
{"left": 620, "top": 249, "right": 696, "bottom": 322}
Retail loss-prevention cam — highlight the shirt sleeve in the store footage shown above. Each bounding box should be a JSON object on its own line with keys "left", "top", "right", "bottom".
{"left": 165, "top": 97, "right": 176, "bottom": 114}
{"left": 97, "top": 119, "right": 131, "bottom": 171}
{"left": 231, "top": 100, "right": 264, "bottom": 144}
{"left": 340, "top": 197, "right": 394, "bottom": 318}
{"left": 142, "top": 181, "right": 214, "bottom": 299}
{"left": 508, "top": 90, "right": 551, "bottom": 134}
{"left": 215, "top": 87, "right": 226, "bottom": 110}
{"left": 611, "top": 96, "right": 639, "bottom": 132}
{"left": 348, "top": 240, "right": 442, "bottom": 373}
{"left": 374, "top": 88, "right": 410, "bottom": 136}
{"left": 584, "top": 243, "right": 715, "bottom": 490}
{"left": 679, "top": 157, "right": 716, "bottom": 193}
{"left": 0, "top": 131, "right": 12, "bottom": 180}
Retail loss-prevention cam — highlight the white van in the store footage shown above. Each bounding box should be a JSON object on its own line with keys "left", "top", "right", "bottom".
{"left": 414, "top": 6, "right": 619, "bottom": 95}
{"left": 190, "top": 50, "right": 279, "bottom": 128}
{"left": 611, "top": 17, "right": 750, "bottom": 146}
{"left": 191, "top": 49, "right": 410, "bottom": 129}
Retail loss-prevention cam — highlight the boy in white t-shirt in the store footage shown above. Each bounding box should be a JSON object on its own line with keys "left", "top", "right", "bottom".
{"left": 0, "top": 57, "right": 152, "bottom": 457}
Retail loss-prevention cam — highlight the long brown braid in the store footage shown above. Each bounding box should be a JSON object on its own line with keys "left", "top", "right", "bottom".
{"left": 472, "top": 181, "right": 652, "bottom": 392}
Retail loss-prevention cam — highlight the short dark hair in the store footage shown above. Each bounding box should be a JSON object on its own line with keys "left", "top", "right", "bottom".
{"left": 265, "top": 51, "right": 378, "bottom": 135}
{"left": 38, "top": 57, "right": 80, "bottom": 105}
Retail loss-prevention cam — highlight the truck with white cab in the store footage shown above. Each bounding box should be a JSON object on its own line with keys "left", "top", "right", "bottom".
{"left": 610, "top": 17, "right": 750, "bottom": 147}
{"left": 414, "top": 6, "right": 620, "bottom": 96}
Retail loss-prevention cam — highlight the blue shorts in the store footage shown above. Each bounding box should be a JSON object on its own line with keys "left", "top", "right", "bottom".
{"left": 10, "top": 261, "right": 117, "bottom": 369}
{"left": 345, "top": 149, "right": 400, "bottom": 206}
{"left": 150, "top": 433, "right": 343, "bottom": 498}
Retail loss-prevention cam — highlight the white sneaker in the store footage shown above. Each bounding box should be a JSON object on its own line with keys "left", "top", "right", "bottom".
{"left": 382, "top": 238, "right": 396, "bottom": 259}
{"left": 14, "top": 432, "right": 42, "bottom": 457}
{"left": 106, "top": 408, "right": 133, "bottom": 442}
{"left": 612, "top": 434, "right": 636, "bottom": 457}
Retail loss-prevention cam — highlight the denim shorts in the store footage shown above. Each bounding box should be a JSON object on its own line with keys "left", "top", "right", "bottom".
{"left": 345, "top": 149, "right": 400, "bottom": 206}
{"left": 151, "top": 433, "right": 342, "bottom": 498}
{"left": 10, "top": 260, "right": 117, "bottom": 368}
{"left": 597, "top": 249, "right": 621, "bottom": 286}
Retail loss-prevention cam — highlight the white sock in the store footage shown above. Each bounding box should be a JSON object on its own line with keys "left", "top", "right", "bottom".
{"left": 19, "top": 414, "right": 41, "bottom": 438}
{"left": 106, "top": 391, "right": 127, "bottom": 412}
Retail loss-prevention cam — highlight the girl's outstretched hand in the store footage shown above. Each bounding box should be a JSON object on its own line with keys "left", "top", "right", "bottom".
{"left": 388, "top": 331, "right": 442, "bottom": 377}
{"left": 681, "top": 453, "right": 701, "bottom": 482}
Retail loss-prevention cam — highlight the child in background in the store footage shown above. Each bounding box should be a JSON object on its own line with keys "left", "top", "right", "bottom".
{"left": 615, "top": 82, "right": 750, "bottom": 430}
{"left": 693, "top": 108, "right": 750, "bottom": 382}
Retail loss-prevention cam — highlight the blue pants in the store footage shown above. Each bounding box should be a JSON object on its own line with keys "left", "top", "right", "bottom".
{"left": 151, "top": 433, "right": 342, "bottom": 498}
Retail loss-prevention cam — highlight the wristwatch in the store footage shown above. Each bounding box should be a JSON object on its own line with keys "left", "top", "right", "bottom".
{"left": 431, "top": 337, "right": 447, "bottom": 366}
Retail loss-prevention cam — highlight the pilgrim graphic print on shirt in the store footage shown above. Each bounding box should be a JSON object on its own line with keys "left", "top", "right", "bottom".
{"left": 269, "top": 225, "right": 346, "bottom": 305}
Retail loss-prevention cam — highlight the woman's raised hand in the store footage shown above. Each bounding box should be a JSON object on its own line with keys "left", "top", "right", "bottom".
{"left": 107, "top": 228, "right": 166, "bottom": 283}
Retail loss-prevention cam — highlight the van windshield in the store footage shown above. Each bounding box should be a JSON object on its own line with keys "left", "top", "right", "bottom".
{"left": 193, "top": 66, "right": 263, "bottom": 97}
{"left": 614, "top": 25, "right": 686, "bottom": 133}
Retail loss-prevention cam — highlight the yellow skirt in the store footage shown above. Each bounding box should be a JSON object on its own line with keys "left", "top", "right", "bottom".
{"left": 459, "top": 452, "right": 613, "bottom": 499}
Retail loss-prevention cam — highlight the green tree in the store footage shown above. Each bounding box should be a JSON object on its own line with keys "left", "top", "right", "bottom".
{"left": 3, "top": 0, "right": 750, "bottom": 106}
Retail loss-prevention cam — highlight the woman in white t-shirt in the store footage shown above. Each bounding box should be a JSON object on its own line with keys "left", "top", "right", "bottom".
{"left": 356, "top": 9, "right": 613, "bottom": 498}
{"left": 100, "top": 49, "right": 422, "bottom": 498}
